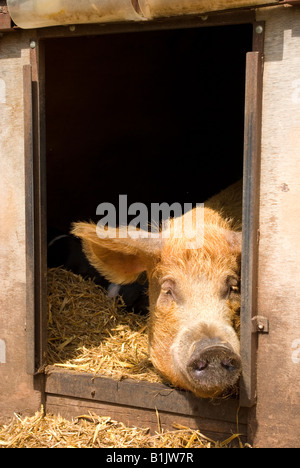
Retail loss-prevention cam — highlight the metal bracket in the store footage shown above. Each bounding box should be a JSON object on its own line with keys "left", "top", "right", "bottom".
{"left": 252, "top": 316, "right": 269, "bottom": 334}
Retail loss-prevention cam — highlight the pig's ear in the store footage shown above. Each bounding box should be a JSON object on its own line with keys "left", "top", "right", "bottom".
{"left": 225, "top": 230, "right": 242, "bottom": 254}
{"left": 71, "top": 222, "right": 162, "bottom": 284}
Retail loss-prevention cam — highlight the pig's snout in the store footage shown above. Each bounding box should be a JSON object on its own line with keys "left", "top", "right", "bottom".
{"left": 187, "top": 338, "right": 241, "bottom": 395}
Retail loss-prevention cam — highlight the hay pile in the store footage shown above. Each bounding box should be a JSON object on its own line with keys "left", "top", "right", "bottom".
{"left": 47, "top": 268, "right": 162, "bottom": 383}
{"left": 0, "top": 408, "right": 245, "bottom": 448}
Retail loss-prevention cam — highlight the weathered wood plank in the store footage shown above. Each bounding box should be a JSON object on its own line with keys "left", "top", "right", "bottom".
{"left": 34, "top": 10, "right": 255, "bottom": 41}
{"left": 45, "top": 369, "right": 247, "bottom": 424}
{"left": 46, "top": 394, "right": 247, "bottom": 441}
{"left": 0, "top": 32, "right": 42, "bottom": 423}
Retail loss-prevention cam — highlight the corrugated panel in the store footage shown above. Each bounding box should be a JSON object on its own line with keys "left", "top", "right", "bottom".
{"left": 7, "top": 0, "right": 279, "bottom": 29}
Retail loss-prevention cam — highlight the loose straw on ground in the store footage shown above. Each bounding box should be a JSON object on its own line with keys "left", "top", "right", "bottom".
{"left": 47, "top": 267, "right": 162, "bottom": 383}
{"left": 0, "top": 407, "right": 246, "bottom": 448}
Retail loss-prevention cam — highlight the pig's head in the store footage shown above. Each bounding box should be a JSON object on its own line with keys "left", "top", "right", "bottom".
{"left": 72, "top": 207, "right": 242, "bottom": 398}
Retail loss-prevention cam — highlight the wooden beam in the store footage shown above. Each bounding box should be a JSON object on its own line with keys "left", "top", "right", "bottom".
{"left": 45, "top": 368, "right": 248, "bottom": 438}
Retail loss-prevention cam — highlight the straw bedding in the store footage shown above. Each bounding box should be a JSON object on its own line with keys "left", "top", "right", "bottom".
{"left": 47, "top": 267, "right": 162, "bottom": 383}
{"left": 0, "top": 407, "right": 245, "bottom": 448}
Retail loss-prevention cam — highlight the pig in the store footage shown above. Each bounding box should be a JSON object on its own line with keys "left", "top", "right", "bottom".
{"left": 71, "top": 180, "right": 242, "bottom": 398}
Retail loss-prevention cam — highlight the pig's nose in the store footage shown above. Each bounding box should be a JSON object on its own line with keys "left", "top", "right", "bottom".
{"left": 187, "top": 338, "right": 241, "bottom": 387}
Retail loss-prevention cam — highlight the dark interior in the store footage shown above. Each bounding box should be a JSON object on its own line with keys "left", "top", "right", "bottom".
{"left": 45, "top": 24, "right": 252, "bottom": 237}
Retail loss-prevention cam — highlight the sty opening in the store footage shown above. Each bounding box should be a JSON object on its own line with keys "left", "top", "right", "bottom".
{"left": 45, "top": 25, "right": 252, "bottom": 233}
{"left": 44, "top": 24, "right": 253, "bottom": 394}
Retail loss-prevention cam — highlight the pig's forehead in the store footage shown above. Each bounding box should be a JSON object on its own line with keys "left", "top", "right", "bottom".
{"left": 157, "top": 246, "right": 237, "bottom": 279}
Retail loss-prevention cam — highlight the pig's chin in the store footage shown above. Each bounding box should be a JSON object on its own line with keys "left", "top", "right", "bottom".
{"left": 178, "top": 367, "right": 239, "bottom": 399}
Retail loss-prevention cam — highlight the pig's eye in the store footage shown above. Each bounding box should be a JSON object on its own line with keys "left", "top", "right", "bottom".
{"left": 161, "top": 286, "right": 174, "bottom": 298}
{"left": 225, "top": 276, "right": 240, "bottom": 298}
{"left": 160, "top": 279, "right": 176, "bottom": 301}
{"left": 164, "top": 288, "right": 173, "bottom": 297}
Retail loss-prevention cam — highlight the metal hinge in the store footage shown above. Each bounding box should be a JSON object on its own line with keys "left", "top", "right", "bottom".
{"left": 252, "top": 316, "right": 269, "bottom": 334}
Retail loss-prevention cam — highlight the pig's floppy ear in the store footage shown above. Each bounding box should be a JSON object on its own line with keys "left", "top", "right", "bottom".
{"left": 71, "top": 222, "right": 162, "bottom": 284}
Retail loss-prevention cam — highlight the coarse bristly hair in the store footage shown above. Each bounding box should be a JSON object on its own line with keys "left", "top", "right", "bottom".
{"left": 153, "top": 206, "right": 241, "bottom": 281}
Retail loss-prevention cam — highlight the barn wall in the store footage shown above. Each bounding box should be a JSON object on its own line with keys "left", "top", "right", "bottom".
{"left": 252, "top": 6, "right": 300, "bottom": 448}
{"left": 0, "top": 31, "right": 42, "bottom": 422}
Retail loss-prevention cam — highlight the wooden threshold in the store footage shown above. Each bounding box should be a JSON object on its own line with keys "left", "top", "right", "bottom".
{"left": 45, "top": 368, "right": 247, "bottom": 440}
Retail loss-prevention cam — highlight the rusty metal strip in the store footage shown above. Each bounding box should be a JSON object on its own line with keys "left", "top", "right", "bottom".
{"left": 240, "top": 51, "right": 264, "bottom": 408}
{"left": 24, "top": 64, "right": 36, "bottom": 375}
{"left": 23, "top": 41, "right": 48, "bottom": 376}
{"left": 29, "top": 39, "right": 48, "bottom": 374}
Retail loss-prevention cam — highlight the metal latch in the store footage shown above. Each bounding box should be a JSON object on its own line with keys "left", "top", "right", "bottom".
{"left": 252, "top": 316, "right": 269, "bottom": 334}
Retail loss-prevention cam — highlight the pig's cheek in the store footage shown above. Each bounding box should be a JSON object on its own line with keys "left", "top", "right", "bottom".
{"left": 170, "top": 327, "right": 194, "bottom": 375}
{"left": 148, "top": 304, "right": 182, "bottom": 378}
{"left": 223, "top": 324, "right": 241, "bottom": 355}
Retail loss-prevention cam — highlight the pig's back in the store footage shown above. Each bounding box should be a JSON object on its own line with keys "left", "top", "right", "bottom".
{"left": 205, "top": 180, "right": 243, "bottom": 231}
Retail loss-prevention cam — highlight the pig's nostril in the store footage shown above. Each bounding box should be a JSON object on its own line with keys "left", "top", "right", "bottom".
{"left": 192, "top": 360, "right": 208, "bottom": 372}
{"left": 221, "top": 359, "right": 237, "bottom": 372}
